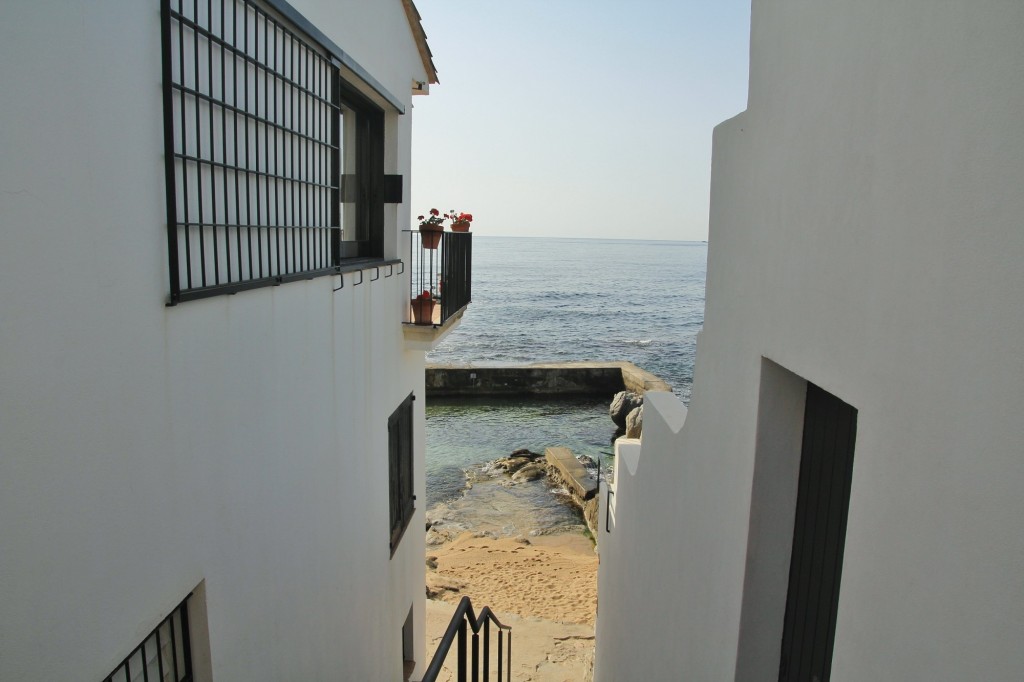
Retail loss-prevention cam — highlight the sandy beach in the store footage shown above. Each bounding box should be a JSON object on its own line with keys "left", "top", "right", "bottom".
{"left": 425, "top": 531, "right": 598, "bottom": 681}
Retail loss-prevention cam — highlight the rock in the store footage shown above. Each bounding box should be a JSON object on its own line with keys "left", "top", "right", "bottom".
{"left": 426, "top": 574, "right": 464, "bottom": 599}
{"left": 510, "top": 448, "right": 543, "bottom": 459}
{"left": 426, "top": 527, "right": 455, "bottom": 546}
{"left": 425, "top": 507, "right": 454, "bottom": 527}
{"left": 609, "top": 391, "right": 642, "bottom": 428}
{"left": 491, "top": 449, "right": 544, "bottom": 475}
{"left": 512, "top": 463, "right": 546, "bottom": 482}
{"left": 625, "top": 405, "right": 644, "bottom": 438}
{"left": 426, "top": 556, "right": 438, "bottom": 570}
{"left": 492, "top": 456, "right": 533, "bottom": 475}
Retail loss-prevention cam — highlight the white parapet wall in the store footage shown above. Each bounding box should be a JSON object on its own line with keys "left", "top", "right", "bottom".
{"left": 597, "top": 393, "right": 702, "bottom": 682}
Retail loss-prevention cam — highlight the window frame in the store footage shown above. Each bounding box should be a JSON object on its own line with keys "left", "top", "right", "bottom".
{"left": 336, "top": 80, "right": 386, "bottom": 260}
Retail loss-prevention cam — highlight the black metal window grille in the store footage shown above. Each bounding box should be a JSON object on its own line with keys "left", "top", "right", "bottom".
{"left": 104, "top": 595, "right": 192, "bottom": 682}
{"left": 388, "top": 392, "right": 415, "bottom": 554}
{"left": 161, "top": 0, "right": 385, "bottom": 304}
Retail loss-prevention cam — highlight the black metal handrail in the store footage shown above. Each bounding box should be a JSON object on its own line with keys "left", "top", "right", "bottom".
{"left": 422, "top": 596, "right": 511, "bottom": 682}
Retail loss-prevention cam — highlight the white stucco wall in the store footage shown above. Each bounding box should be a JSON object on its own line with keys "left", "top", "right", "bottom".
{"left": 596, "top": 1, "right": 1024, "bottom": 680}
{"left": 0, "top": 1, "right": 432, "bottom": 680}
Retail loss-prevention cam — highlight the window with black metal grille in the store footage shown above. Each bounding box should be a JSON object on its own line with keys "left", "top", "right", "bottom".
{"left": 161, "top": 0, "right": 386, "bottom": 304}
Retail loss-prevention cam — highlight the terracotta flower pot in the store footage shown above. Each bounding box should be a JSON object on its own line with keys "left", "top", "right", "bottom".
{"left": 411, "top": 297, "right": 436, "bottom": 325}
{"left": 450, "top": 221, "right": 471, "bottom": 233}
{"left": 419, "top": 224, "right": 443, "bottom": 249}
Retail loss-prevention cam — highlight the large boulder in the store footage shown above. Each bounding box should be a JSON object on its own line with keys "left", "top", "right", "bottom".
{"left": 425, "top": 526, "right": 456, "bottom": 546}
{"left": 491, "top": 449, "right": 543, "bottom": 475}
{"left": 609, "top": 391, "right": 643, "bottom": 428}
{"left": 492, "top": 456, "right": 532, "bottom": 475}
{"left": 426, "top": 573, "right": 464, "bottom": 599}
{"left": 625, "top": 405, "right": 644, "bottom": 438}
{"left": 511, "top": 463, "right": 546, "bottom": 482}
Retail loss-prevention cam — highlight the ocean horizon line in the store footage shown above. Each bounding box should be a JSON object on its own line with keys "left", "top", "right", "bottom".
{"left": 463, "top": 234, "right": 708, "bottom": 245}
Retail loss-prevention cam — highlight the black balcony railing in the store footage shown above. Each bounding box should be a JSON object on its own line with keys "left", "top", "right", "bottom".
{"left": 422, "top": 596, "right": 511, "bottom": 682}
{"left": 441, "top": 232, "right": 472, "bottom": 322}
{"left": 408, "top": 230, "right": 472, "bottom": 326}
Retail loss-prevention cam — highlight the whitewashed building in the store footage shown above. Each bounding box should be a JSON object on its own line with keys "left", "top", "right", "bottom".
{"left": 597, "top": 1, "right": 1023, "bottom": 680}
{"left": 0, "top": 1, "right": 464, "bottom": 680}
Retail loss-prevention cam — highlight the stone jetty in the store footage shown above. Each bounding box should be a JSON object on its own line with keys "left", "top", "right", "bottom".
{"left": 425, "top": 361, "right": 671, "bottom": 397}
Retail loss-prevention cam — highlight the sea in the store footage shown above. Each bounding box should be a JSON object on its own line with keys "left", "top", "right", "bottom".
{"left": 425, "top": 236, "right": 707, "bottom": 538}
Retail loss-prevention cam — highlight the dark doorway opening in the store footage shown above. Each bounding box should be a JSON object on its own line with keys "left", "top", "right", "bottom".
{"left": 779, "top": 383, "right": 858, "bottom": 681}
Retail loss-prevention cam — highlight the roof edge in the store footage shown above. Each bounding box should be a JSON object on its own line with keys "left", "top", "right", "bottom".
{"left": 401, "top": 0, "right": 439, "bottom": 86}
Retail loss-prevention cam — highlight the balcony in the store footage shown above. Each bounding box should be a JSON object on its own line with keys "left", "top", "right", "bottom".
{"left": 403, "top": 230, "right": 472, "bottom": 350}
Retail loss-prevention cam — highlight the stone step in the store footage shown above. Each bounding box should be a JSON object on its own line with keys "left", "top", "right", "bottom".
{"left": 545, "top": 446, "right": 598, "bottom": 501}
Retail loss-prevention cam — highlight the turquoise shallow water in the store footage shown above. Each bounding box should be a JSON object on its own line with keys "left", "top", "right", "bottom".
{"left": 424, "top": 237, "right": 707, "bottom": 534}
{"left": 425, "top": 397, "right": 614, "bottom": 508}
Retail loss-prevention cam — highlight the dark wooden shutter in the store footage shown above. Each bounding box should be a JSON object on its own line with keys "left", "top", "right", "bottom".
{"left": 388, "top": 411, "right": 400, "bottom": 544}
{"left": 389, "top": 393, "right": 415, "bottom": 554}
{"left": 779, "top": 383, "right": 858, "bottom": 681}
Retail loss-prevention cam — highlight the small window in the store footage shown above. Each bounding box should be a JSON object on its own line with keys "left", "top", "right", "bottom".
{"left": 104, "top": 595, "right": 192, "bottom": 682}
{"left": 389, "top": 393, "right": 415, "bottom": 554}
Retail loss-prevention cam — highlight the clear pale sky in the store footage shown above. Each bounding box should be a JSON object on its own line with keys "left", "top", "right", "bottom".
{"left": 409, "top": 0, "right": 751, "bottom": 241}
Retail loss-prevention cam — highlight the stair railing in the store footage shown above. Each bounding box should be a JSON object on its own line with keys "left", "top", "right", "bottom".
{"left": 422, "top": 596, "right": 512, "bottom": 682}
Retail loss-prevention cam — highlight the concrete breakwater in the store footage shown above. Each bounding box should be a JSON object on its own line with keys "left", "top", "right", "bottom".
{"left": 425, "top": 361, "right": 671, "bottom": 397}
